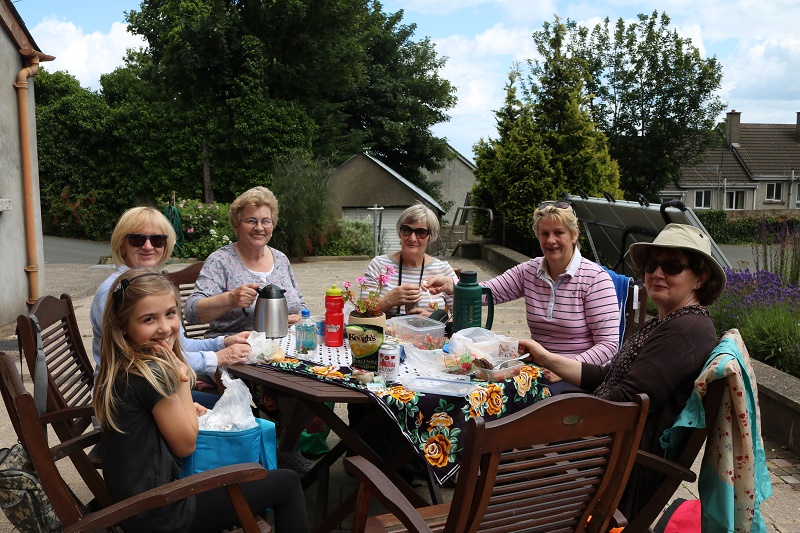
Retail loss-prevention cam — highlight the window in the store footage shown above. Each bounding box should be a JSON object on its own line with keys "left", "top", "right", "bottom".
{"left": 725, "top": 190, "right": 745, "bottom": 210}
{"left": 766, "top": 182, "right": 783, "bottom": 201}
{"left": 694, "top": 190, "right": 711, "bottom": 209}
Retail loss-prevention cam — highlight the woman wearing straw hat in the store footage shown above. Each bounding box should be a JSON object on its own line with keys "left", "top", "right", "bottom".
{"left": 520, "top": 223, "right": 726, "bottom": 516}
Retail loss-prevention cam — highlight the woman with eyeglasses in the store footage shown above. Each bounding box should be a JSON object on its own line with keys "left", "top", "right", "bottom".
{"left": 426, "top": 201, "right": 621, "bottom": 377}
{"left": 361, "top": 204, "right": 458, "bottom": 318}
{"left": 90, "top": 207, "right": 252, "bottom": 408}
{"left": 184, "top": 186, "right": 306, "bottom": 336}
{"left": 184, "top": 186, "right": 315, "bottom": 474}
{"left": 518, "top": 223, "right": 726, "bottom": 516}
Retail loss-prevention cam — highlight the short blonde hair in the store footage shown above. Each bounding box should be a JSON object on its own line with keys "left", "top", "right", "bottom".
{"left": 110, "top": 207, "right": 176, "bottom": 266}
{"left": 532, "top": 204, "right": 580, "bottom": 248}
{"left": 396, "top": 204, "right": 440, "bottom": 243}
{"left": 229, "top": 186, "right": 280, "bottom": 229}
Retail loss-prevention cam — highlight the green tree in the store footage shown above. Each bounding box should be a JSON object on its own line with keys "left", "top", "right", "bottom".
{"left": 574, "top": 12, "right": 725, "bottom": 198}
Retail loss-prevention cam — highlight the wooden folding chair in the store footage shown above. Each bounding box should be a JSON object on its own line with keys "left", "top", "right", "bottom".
{"left": 15, "top": 294, "right": 105, "bottom": 500}
{"left": 164, "top": 261, "right": 210, "bottom": 339}
{"left": 345, "top": 392, "right": 650, "bottom": 533}
{"left": 0, "top": 352, "right": 272, "bottom": 533}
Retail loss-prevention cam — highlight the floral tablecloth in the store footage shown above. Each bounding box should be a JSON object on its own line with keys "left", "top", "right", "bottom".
{"left": 251, "top": 335, "right": 551, "bottom": 484}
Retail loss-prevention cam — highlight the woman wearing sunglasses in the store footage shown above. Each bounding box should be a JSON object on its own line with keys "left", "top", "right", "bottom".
{"left": 426, "top": 201, "right": 621, "bottom": 389}
{"left": 90, "top": 207, "right": 252, "bottom": 407}
{"left": 519, "top": 223, "right": 726, "bottom": 516}
{"left": 362, "top": 204, "right": 459, "bottom": 318}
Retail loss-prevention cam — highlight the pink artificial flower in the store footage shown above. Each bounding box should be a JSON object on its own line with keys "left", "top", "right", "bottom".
{"left": 385, "top": 265, "right": 396, "bottom": 276}
{"left": 355, "top": 276, "right": 369, "bottom": 286}
{"left": 378, "top": 274, "right": 390, "bottom": 286}
{"left": 187, "top": 227, "right": 195, "bottom": 234}
{"left": 342, "top": 281, "right": 351, "bottom": 290}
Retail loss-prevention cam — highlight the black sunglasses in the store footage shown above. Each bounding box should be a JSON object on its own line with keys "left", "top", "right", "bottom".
{"left": 641, "top": 258, "right": 690, "bottom": 276}
{"left": 399, "top": 225, "right": 431, "bottom": 238}
{"left": 125, "top": 233, "right": 168, "bottom": 248}
{"left": 536, "top": 201, "right": 572, "bottom": 210}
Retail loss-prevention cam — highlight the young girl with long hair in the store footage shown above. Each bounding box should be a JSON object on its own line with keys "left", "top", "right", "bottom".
{"left": 93, "top": 269, "right": 309, "bottom": 532}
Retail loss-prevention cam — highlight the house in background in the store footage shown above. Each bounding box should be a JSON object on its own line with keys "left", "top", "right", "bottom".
{"left": 0, "top": 1, "right": 52, "bottom": 325}
{"left": 330, "top": 153, "right": 444, "bottom": 254}
{"left": 663, "top": 111, "right": 800, "bottom": 218}
{"left": 421, "top": 144, "right": 477, "bottom": 224}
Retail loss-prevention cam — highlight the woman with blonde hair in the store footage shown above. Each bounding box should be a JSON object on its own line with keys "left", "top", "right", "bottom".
{"left": 90, "top": 206, "right": 251, "bottom": 407}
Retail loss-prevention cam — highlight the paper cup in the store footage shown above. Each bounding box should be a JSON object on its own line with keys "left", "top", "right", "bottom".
{"left": 311, "top": 315, "right": 325, "bottom": 345}
{"left": 497, "top": 336, "right": 519, "bottom": 359}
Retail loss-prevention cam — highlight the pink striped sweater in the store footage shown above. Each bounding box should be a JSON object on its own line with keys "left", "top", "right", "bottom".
{"left": 480, "top": 250, "right": 620, "bottom": 365}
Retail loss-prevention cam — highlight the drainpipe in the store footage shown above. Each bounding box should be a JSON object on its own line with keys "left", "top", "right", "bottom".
{"left": 15, "top": 48, "right": 54, "bottom": 305}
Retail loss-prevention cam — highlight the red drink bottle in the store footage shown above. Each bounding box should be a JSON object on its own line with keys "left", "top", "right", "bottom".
{"left": 324, "top": 285, "right": 344, "bottom": 347}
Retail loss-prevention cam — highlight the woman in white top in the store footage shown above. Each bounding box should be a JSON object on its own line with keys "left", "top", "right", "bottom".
{"left": 363, "top": 204, "right": 458, "bottom": 318}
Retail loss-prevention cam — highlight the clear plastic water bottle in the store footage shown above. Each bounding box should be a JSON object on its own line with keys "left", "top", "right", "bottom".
{"left": 295, "top": 309, "right": 317, "bottom": 354}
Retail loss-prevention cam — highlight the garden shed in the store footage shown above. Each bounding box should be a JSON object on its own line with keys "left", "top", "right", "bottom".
{"left": 330, "top": 153, "right": 444, "bottom": 254}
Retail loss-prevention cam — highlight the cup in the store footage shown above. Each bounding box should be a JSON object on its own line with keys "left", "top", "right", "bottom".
{"left": 311, "top": 315, "right": 325, "bottom": 346}
{"left": 497, "top": 336, "right": 519, "bottom": 359}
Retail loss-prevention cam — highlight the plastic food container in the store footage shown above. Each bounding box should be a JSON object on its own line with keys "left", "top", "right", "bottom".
{"left": 473, "top": 359, "right": 524, "bottom": 382}
{"left": 403, "top": 376, "right": 477, "bottom": 397}
{"left": 391, "top": 315, "right": 446, "bottom": 350}
{"left": 403, "top": 345, "right": 447, "bottom": 372}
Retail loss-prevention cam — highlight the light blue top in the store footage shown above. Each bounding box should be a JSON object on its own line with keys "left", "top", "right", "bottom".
{"left": 90, "top": 266, "right": 224, "bottom": 378}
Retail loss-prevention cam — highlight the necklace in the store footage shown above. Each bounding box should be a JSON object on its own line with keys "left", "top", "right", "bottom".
{"left": 397, "top": 255, "right": 425, "bottom": 316}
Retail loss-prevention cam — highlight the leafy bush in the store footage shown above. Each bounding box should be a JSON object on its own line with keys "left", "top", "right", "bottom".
{"left": 710, "top": 268, "right": 800, "bottom": 378}
{"left": 41, "top": 186, "right": 118, "bottom": 240}
{"left": 176, "top": 200, "right": 235, "bottom": 259}
{"left": 314, "top": 218, "right": 378, "bottom": 257}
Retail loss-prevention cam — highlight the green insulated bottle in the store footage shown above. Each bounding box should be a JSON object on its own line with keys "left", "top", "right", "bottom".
{"left": 452, "top": 271, "right": 494, "bottom": 334}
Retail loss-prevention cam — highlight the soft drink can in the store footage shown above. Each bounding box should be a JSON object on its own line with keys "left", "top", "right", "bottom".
{"left": 378, "top": 341, "right": 401, "bottom": 383}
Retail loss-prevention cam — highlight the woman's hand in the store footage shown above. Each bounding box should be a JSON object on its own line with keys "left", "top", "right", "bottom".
{"left": 518, "top": 338, "right": 549, "bottom": 366}
{"left": 288, "top": 313, "right": 301, "bottom": 325}
{"left": 223, "top": 330, "right": 250, "bottom": 347}
{"left": 408, "top": 307, "right": 432, "bottom": 317}
{"left": 228, "top": 283, "right": 261, "bottom": 309}
{"left": 540, "top": 368, "right": 563, "bottom": 383}
{"left": 382, "top": 284, "right": 421, "bottom": 309}
{"left": 423, "top": 275, "right": 455, "bottom": 296}
{"left": 215, "top": 343, "right": 252, "bottom": 366}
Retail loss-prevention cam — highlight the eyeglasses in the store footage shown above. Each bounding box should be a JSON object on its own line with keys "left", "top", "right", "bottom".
{"left": 536, "top": 201, "right": 572, "bottom": 211}
{"left": 240, "top": 218, "right": 273, "bottom": 228}
{"left": 641, "top": 258, "right": 690, "bottom": 276}
{"left": 125, "top": 234, "right": 168, "bottom": 248}
{"left": 399, "top": 225, "right": 431, "bottom": 238}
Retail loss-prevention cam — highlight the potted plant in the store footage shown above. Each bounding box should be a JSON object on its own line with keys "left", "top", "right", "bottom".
{"left": 342, "top": 266, "right": 395, "bottom": 332}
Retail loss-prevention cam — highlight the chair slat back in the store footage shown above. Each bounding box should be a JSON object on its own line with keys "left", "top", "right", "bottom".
{"left": 164, "top": 261, "right": 209, "bottom": 339}
{"left": 16, "top": 294, "right": 94, "bottom": 440}
{"left": 446, "top": 393, "right": 649, "bottom": 533}
{"left": 0, "top": 352, "right": 94, "bottom": 526}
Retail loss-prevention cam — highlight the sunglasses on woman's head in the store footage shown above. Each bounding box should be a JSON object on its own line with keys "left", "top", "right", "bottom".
{"left": 399, "top": 225, "right": 431, "bottom": 238}
{"left": 641, "top": 258, "right": 689, "bottom": 275}
{"left": 125, "top": 233, "right": 168, "bottom": 248}
{"left": 536, "top": 201, "right": 572, "bottom": 211}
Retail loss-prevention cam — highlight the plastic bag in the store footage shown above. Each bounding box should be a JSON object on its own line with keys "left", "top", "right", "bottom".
{"left": 198, "top": 369, "right": 257, "bottom": 431}
{"left": 449, "top": 327, "right": 500, "bottom": 358}
{"left": 246, "top": 331, "right": 285, "bottom": 364}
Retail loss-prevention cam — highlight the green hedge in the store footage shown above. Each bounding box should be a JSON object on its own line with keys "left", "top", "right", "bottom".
{"left": 696, "top": 210, "right": 800, "bottom": 245}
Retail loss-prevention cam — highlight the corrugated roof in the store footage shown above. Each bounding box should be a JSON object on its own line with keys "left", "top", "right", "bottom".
{"left": 362, "top": 153, "right": 445, "bottom": 213}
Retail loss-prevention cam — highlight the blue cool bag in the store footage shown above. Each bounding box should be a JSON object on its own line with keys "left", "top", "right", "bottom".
{"left": 179, "top": 417, "right": 277, "bottom": 478}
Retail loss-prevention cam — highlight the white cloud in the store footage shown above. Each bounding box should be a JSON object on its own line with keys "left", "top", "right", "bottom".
{"left": 30, "top": 17, "right": 144, "bottom": 91}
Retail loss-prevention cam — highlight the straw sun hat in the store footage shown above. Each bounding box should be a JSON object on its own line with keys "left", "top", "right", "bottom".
{"left": 626, "top": 223, "right": 726, "bottom": 300}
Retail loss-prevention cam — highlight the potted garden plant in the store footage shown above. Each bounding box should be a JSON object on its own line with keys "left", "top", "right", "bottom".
{"left": 342, "top": 266, "right": 395, "bottom": 332}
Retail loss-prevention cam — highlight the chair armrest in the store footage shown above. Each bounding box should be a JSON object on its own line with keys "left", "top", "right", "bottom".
{"left": 50, "top": 429, "right": 102, "bottom": 462}
{"left": 635, "top": 450, "right": 696, "bottom": 482}
{"left": 40, "top": 405, "right": 95, "bottom": 424}
{"left": 62, "top": 463, "right": 270, "bottom": 533}
{"left": 344, "top": 456, "right": 432, "bottom": 533}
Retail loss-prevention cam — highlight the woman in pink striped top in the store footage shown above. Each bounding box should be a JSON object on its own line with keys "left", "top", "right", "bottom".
{"left": 426, "top": 202, "right": 620, "bottom": 384}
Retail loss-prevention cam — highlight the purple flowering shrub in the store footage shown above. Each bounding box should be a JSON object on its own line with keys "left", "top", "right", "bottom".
{"left": 710, "top": 268, "right": 800, "bottom": 378}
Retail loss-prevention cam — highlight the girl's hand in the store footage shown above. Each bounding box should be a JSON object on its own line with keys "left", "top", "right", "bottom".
{"left": 228, "top": 283, "right": 261, "bottom": 309}
{"left": 423, "top": 276, "right": 454, "bottom": 295}
{"left": 159, "top": 341, "right": 191, "bottom": 383}
{"left": 223, "top": 330, "right": 250, "bottom": 347}
{"left": 194, "top": 403, "right": 208, "bottom": 417}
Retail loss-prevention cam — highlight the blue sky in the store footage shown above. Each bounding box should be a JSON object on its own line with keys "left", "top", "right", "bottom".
{"left": 13, "top": 0, "right": 800, "bottom": 162}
